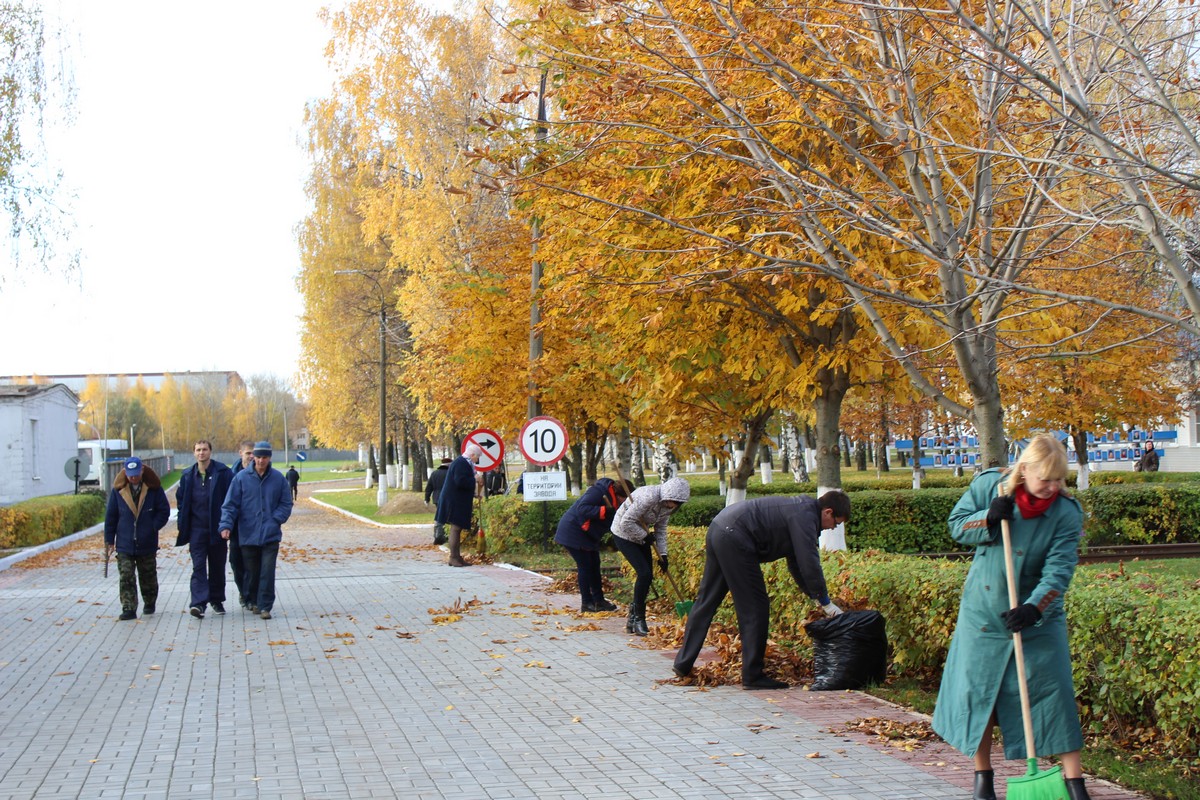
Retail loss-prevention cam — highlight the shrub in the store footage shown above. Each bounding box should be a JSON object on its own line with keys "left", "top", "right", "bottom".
{"left": 0, "top": 494, "right": 106, "bottom": 549}
{"left": 661, "top": 536, "right": 1198, "bottom": 758}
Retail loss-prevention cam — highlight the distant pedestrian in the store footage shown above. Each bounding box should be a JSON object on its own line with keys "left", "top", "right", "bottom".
{"left": 104, "top": 457, "right": 170, "bottom": 621}
{"left": 435, "top": 445, "right": 483, "bottom": 567}
{"left": 671, "top": 492, "right": 850, "bottom": 689}
{"left": 228, "top": 440, "right": 255, "bottom": 608}
{"left": 554, "top": 476, "right": 634, "bottom": 613}
{"left": 483, "top": 465, "right": 507, "bottom": 498}
{"left": 285, "top": 464, "right": 300, "bottom": 500}
{"left": 611, "top": 477, "right": 691, "bottom": 636}
{"left": 1136, "top": 440, "right": 1159, "bottom": 472}
{"left": 425, "top": 457, "right": 452, "bottom": 545}
{"left": 219, "top": 441, "right": 293, "bottom": 620}
{"left": 175, "top": 440, "right": 234, "bottom": 619}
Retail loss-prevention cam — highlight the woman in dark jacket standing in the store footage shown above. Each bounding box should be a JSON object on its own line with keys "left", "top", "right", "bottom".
{"left": 554, "top": 477, "right": 633, "bottom": 612}
{"left": 932, "top": 434, "right": 1090, "bottom": 800}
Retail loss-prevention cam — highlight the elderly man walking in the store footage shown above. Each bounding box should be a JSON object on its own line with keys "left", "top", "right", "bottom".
{"left": 219, "top": 441, "right": 293, "bottom": 619}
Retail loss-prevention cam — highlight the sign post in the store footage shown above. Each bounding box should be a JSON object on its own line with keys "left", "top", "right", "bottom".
{"left": 518, "top": 416, "right": 569, "bottom": 548}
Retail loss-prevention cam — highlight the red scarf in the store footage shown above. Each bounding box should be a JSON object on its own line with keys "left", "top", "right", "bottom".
{"left": 1015, "top": 484, "right": 1057, "bottom": 518}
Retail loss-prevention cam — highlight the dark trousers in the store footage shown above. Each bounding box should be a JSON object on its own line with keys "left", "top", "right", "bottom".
{"left": 673, "top": 525, "right": 772, "bottom": 682}
{"left": 188, "top": 532, "right": 228, "bottom": 608}
{"left": 613, "top": 536, "right": 654, "bottom": 609}
{"left": 116, "top": 553, "right": 158, "bottom": 612}
{"left": 240, "top": 542, "right": 280, "bottom": 612}
{"left": 228, "top": 528, "right": 247, "bottom": 603}
{"left": 563, "top": 545, "right": 604, "bottom": 604}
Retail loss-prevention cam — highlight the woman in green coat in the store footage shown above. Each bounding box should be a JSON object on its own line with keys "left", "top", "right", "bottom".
{"left": 932, "top": 434, "right": 1091, "bottom": 800}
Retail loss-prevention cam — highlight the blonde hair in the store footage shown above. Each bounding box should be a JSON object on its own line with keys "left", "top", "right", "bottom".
{"left": 1004, "top": 433, "right": 1069, "bottom": 495}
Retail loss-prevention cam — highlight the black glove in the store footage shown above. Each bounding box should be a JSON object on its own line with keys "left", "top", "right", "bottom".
{"left": 658, "top": 554, "right": 669, "bottom": 571}
{"left": 1001, "top": 603, "right": 1042, "bottom": 632}
{"left": 986, "top": 494, "right": 1015, "bottom": 527}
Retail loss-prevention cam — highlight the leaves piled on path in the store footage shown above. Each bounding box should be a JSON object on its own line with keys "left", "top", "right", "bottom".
{"left": 826, "top": 717, "right": 936, "bottom": 752}
{"left": 546, "top": 572, "right": 616, "bottom": 597}
{"left": 655, "top": 621, "right": 814, "bottom": 688}
{"left": 13, "top": 537, "right": 100, "bottom": 570}
{"left": 429, "top": 595, "right": 489, "bottom": 625}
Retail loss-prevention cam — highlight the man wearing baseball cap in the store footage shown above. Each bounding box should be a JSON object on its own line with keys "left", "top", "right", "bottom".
{"left": 218, "top": 441, "right": 293, "bottom": 619}
{"left": 103, "top": 456, "right": 170, "bottom": 621}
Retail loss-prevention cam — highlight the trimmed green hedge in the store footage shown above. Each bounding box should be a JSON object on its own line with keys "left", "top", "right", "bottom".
{"left": 0, "top": 493, "right": 106, "bottom": 550}
{"left": 482, "top": 478, "right": 1200, "bottom": 553}
{"left": 660, "top": 538, "right": 1198, "bottom": 758}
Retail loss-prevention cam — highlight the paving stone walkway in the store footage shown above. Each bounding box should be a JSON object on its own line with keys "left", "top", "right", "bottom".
{"left": 0, "top": 483, "right": 1146, "bottom": 799}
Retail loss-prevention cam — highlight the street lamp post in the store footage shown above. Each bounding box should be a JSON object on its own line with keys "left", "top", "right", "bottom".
{"left": 335, "top": 269, "right": 389, "bottom": 508}
{"left": 130, "top": 424, "right": 137, "bottom": 456}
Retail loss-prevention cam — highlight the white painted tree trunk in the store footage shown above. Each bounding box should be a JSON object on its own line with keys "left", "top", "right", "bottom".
{"left": 725, "top": 486, "right": 747, "bottom": 505}
{"left": 817, "top": 484, "right": 847, "bottom": 550}
{"left": 760, "top": 462, "right": 773, "bottom": 484}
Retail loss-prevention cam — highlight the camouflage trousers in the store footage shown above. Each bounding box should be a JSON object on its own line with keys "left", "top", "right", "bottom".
{"left": 116, "top": 553, "right": 158, "bottom": 612}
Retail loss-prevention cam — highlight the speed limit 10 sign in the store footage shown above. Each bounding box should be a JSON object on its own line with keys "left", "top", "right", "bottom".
{"left": 519, "top": 416, "right": 569, "bottom": 466}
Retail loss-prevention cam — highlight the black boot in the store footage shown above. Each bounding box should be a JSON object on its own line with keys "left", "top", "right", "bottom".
{"left": 594, "top": 598, "right": 618, "bottom": 611}
{"left": 1065, "top": 778, "right": 1091, "bottom": 800}
{"left": 626, "top": 603, "right": 648, "bottom": 636}
{"left": 972, "top": 770, "right": 996, "bottom": 800}
{"left": 581, "top": 601, "right": 598, "bottom": 613}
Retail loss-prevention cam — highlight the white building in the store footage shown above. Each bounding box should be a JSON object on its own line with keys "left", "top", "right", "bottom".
{"left": 0, "top": 384, "right": 81, "bottom": 504}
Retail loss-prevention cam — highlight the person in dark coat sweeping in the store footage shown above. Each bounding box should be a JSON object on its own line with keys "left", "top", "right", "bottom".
{"left": 672, "top": 490, "right": 850, "bottom": 689}
{"left": 932, "top": 434, "right": 1091, "bottom": 800}
{"left": 554, "top": 476, "right": 634, "bottom": 612}
{"left": 435, "top": 445, "right": 483, "bottom": 567}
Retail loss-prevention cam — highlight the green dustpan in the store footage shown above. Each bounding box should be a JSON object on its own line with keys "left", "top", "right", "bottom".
{"left": 662, "top": 568, "right": 693, "bottom": 618}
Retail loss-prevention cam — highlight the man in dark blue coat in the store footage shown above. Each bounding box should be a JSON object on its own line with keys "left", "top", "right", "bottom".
{"left": 104, "top": 457, "right": 170, "bottom": 620}
{"left": 435, "top": 445, "right": 482, "bottom": 567}
{"left": 554, "top": 477, "right": 633, "bottom": 612}
{"left": 227, "top": 440, "right": 255, "bottom": 608}
{"left": 176, "top": 440, "right": 234, "bottom": 619}
{"left": 219, "top": 441, "right": 293, "bottom": 620}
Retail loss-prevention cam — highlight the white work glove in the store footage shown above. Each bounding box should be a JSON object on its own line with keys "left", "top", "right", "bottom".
{"left": 821, "top": 602, "right": 843, "bottom": 617}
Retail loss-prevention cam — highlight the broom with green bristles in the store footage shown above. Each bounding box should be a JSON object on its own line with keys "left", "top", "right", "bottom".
{"left": 1001, "top": 511, "right": 1069, "bottom": 800}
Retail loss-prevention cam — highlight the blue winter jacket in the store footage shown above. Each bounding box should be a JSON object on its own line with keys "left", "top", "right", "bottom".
{"left": 218, "top": 464, "right": 293, "bottom": 547}
{"left": 554, "top": 478, "right": 625, "bottom": 551}
{"left": 104, "top": 467, "right": 171, "bottom": 557}
{"left": 175, "top": 459, "right": 233, "bottom": 546}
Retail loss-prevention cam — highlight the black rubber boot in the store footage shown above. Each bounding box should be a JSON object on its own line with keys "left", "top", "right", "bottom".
{"left": 1065, "top": 778, "right": 1092, "bottom": 800}
{"left": 626, "top": 603, "right": 648, "bottom": 636}
{"left": 972, "top": 770, "right": 996, "bottom": 800}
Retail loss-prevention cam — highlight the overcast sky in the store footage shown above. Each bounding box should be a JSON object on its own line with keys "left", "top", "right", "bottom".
{"left": 0, "top": 1, "right": 344, "bottom": 389}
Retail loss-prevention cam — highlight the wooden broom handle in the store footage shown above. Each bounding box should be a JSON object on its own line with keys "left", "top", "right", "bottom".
{"left": 1001, "top": 512, "right": 1039, "bottom": 761}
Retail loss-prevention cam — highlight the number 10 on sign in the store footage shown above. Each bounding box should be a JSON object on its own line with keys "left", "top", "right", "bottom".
{"left": 519, "top": 416, "right": 569, "bottom": 466}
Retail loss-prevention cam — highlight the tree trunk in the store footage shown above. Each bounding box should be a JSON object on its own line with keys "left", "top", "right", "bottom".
{"left": 814, "top": 370, "right": 850, "bottom": 491}
{"left": 615, "top": 426, "right": 633, "bottom": 480}
{"left": 726, "top": 410, "right": 773, "bottom": 505}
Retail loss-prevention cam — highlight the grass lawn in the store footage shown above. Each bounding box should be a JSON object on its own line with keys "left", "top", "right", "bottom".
{"left": 280, "top": 459, "right": 370, "bottom": 484}
{"left": 310, "top": 487, "right": 434, "bottom": 524}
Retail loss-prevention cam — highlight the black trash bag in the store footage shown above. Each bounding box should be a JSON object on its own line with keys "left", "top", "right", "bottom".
{"left": 805, "top": 609, "right": 888, "bottom": 691}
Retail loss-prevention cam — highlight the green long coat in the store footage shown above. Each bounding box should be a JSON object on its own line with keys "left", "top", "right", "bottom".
{"left": 931, "top": 468, "right": 1084, "bottom": 759}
